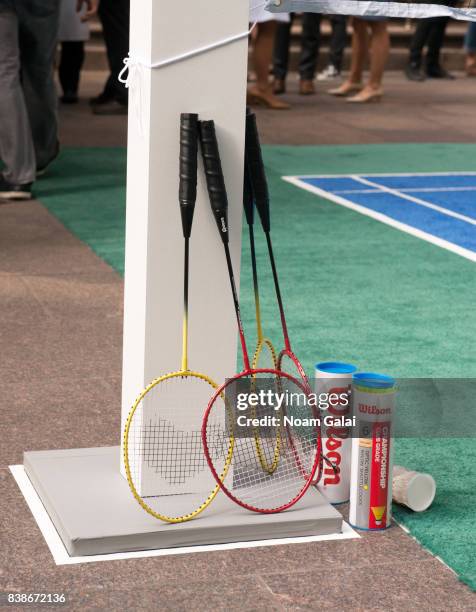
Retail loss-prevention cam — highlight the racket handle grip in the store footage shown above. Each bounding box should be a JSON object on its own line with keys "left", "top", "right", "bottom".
{"left": 179, "top": 113, "right": 199, "bottom": 238}
{"left": 245, "top": 112, "right": 270, "bottom": 233}
{"left": 199, "top": 120, "right": 229, "bottom": 244}
{"left": 243, "top": 152, "right": 254, "bottom": 227}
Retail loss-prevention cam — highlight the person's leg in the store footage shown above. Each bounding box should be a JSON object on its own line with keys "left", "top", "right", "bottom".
{"left": 299, "top": 13, "right": 320, "bottom": 82}
{"left": 59, "top": 41, "right": 85, "bottom": 100}
{"left": 405, "top": 19, "right": 432, "bottom": 80}
{"left": 273, "top": 17, "right": 292, "bottom": 82}
{"left": 426, "top": 17, "right": 453, "bottom": 77}
{"left": 17, "top": 0, "right": 60, "bottom": 172}
{"left": 0, "top": 7, "right": 36, "bottom": 190}
{"left": 95, "top": 0, "right": 129, "bottom": 106}
{"left": 248, "top": 21, "right": 290, "bottom": 109}
{"left": 464, "top": 22, "right": 476, "bottom": 75}
{"left": 329, "top": 15, "right": 347, "bottom": 72}
{"left": 409, "top": 19, "right": 432, "bottom": 67}
{"left": 328, "top": 18, "right": 366, "bottom": 95}
{"left": 367, "top": 21, "right": 389, "bottom": 90}
{"left": 347, "top": 20, "right": 388, "bottom": 102}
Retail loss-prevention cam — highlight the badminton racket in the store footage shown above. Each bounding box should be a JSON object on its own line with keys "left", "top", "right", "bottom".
{"left": 123, "top": 113, "right": 232, "bottom": 523}
{"left": 245, "top": 111, "right": 326, "bottom": 484}
{"left": 246, "top": 113, "right": 343, "bottom": 484}
{"left": 199, "top": 119, "right": 321, "bottom": 513}
{"left": 243, "top": 133, "right": 280, "bottom": 475}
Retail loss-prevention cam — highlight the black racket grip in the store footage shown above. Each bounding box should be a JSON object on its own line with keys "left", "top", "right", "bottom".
{"left": 245, "top": 113, "right": 270, "bottom": 233}
{"left": 179, "top": 113, "right": 199, "bottom": 238}
{"left": 198, "top": 120, "right": 229, "bottom": 244}
{"left": 243, "top": 150, "right": 254, "bottom": 227}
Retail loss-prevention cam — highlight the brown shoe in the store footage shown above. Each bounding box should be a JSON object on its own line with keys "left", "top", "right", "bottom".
{"left": 273, "top": 78, "right": 286, "bottom": 94}
{"left": 466, "top": 58, "right": 476, "bottom": 77}
{"left": 247, "top": 87, "right": 291, "bottom": 110}
{"left": 299, "top": 79, "right": 315, "bottom": 95}
{"left": 328, "top": 81, "right": 363, "bottom": 97}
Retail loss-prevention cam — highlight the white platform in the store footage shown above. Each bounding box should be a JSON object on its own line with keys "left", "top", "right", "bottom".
{"left": 20, "top": 447, "right": 346, "bottom": 559}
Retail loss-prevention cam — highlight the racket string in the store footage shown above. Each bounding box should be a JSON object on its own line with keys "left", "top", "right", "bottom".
{"left": 126, "top": 373, "right": 230, "bottom": 517}
{"left": 204, "top": 373, "right": 320, "bottom": 511}
{"left": 138, "top": 420, "right": 226, "bottom": 484}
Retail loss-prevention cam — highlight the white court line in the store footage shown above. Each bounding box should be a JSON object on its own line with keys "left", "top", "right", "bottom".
{"left": 292, "top": 171, "right": 476, "bottom": 179}
{"left": 351, "top": 175, "right": 476, "bottom": 226}
{"left": 393, "top": 518, "right": 457, "bottom": 576}
{"left": 398, "top": 186, "right": 476, "bottom": 194}
{"left": 334, "top": 186, "right": 476, "bottom": 196}
{"left": 283, "top": 176, "right": 476, "bottom": 263}
{"left": 9, "top": 465, "right": 359, "bottom": 566}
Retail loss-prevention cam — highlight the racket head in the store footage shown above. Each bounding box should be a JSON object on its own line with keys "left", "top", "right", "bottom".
{"left": 277, "top": 349, "right": 324, "bottom": 485}
{"left": 202, "top": 368, "right": 321, "bottom": 514}
{"left": 277, "top": 348, "right": 311, "bottom": 393}
{"left": 123, "top": 370, "right": 232, "bottom": 523}
{"left": 252, "top": 337, "right": 277, "bottom": 372}
{"left": 251, "top": 338, "right": 280, "bottom": 474}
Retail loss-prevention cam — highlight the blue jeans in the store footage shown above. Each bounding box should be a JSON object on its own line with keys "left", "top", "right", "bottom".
{"left": 465, "top": 22, "right": 476, "bottom": 53}
{"left": 0, "top": 1, "right": 60, "bottom": 184}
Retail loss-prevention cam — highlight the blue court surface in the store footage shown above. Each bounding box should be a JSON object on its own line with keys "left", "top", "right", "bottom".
{"left": 283, "top": 172, "right": 476, "bottom": 262}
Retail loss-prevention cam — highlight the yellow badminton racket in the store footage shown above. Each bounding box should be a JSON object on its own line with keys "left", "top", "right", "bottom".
{"left": 243, "top": 127, "right": 280, "bottom": 475}
{"left": 123, "top": 113, "right": 232, "bottom": 523}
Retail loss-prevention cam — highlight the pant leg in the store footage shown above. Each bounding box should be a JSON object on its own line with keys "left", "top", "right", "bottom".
{"left": 98, "top": 0, "right": 130, "bottom": 103}
{"left": 409, "top": 19, "right": 433, "bottom": 66}
{"left": 17, "top": 0, "right": 60, "bottom": 170}
{"left": 425, "top": 17, "right": 450, "bottom": 69}
{"left": 299, "top": 13, "right": 321, "bottom": 80}
{"left": 465, "top": 21, "right": 476, "bottom": 52}
{"left": 59, "top": 41, "right": 85, "bottom": 94}
{"left": 273, "top": 16, "right": 293, "bottom": 80}
{"left": 0, "top": 8, "right": 36, "bottom": 184}
{"left": 328, "top": 15, "right": 347, "bottom": 71}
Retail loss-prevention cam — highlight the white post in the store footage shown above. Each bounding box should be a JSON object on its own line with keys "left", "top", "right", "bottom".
{"left": 120, "top": 2, "right": 249, "bottom": 481}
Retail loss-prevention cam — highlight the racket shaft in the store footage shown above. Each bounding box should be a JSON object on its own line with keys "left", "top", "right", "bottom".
{"left": 199, "top": 119, "right": 250, "bottom": 371}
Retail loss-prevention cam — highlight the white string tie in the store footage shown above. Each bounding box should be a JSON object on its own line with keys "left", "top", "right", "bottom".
{"left": 118, "top": 20, "right": 259, "bottom": 135}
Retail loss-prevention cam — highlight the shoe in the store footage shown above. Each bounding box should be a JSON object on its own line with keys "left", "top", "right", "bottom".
{"left": 405, "top": 63, "right": 426, "bottom": 82}
{"left": 346, "top": 88, "right": 383, "bottom": 103}
{"left": 299, "top": 79, "right": 316, "bottom": 95}
{"left": 91, "top": 99, "right": 128, "bottom": 115}
{"left": 36, "top": 140, "right": 60, "bottom": 177}
{"left": 61, "top": 91, "right": 79, "bottom": 104}
{"left": 0, "top": 175, "right": 32, "bottom": 201}
{"left": 328, "top": 82, "right": 362, "bottom": 96}
{"left": 426, "top": 65, "right": 455, "bottom": 79}
{"left": 89, "top": 91, "right": 114, "bottom": 106}
{"left": 273, "top": 78, "right": 286, "bottom": 94}
{"left": 317, "top": 65, "right": 340, "bottom": 81}
{"left": 466, "top": 57, "right": 476, "bottom": 76}
{"left": 247, "top": 87, "right": 290, "bottom": 110}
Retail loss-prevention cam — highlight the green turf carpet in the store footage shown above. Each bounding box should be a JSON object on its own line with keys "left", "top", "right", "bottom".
{"left": 36, "top": 145, "right": 476, "bottom": 590}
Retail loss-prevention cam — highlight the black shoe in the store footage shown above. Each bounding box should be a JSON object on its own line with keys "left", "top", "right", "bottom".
{"left": 426, "top": 65, "right": 455, "bottom": 79}
{"left": 91, "top": 99, "right": 128, "bottom": 115}
{"left": 89, "top": 91, "right": 115, "bottom": 106}
{"left": 36, "top": 140, "right": 60, "bottom": 178}
{"left": 405, "top": 63, "right": 426, "bottom": 82}
{"left": 61, "top": 91, "right": 79, "bottom": 104}
{"left": 0, "top": 176, "right": 32, "bottom": 201}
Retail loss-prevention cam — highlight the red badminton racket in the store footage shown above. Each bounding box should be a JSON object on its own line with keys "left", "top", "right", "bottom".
{"left": 245, "top": 111, "right": 326, "bottom": 484}
{"left": 199, "top": 119, "right": 321, "bottom": 513}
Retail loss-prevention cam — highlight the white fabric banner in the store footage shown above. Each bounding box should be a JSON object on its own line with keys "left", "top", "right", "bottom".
{"left": 265, "top": 0, "right": 476, "bottom": 22}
